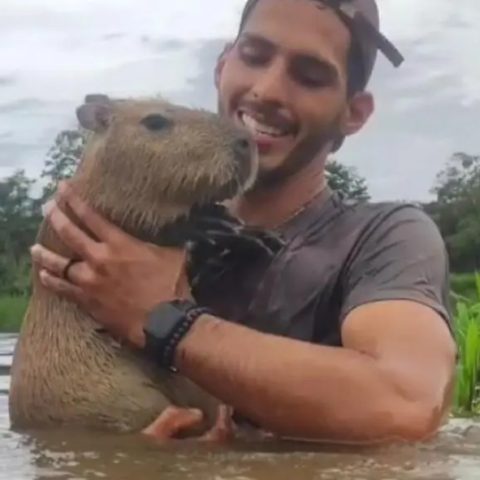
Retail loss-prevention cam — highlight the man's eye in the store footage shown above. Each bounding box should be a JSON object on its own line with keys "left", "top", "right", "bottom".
{"left": 238, "top": 45, "right": 269, "bottom": 66}
{"left": 295, "top": 73, "right": 328, "bottom": 88}
{"left": 290, "top": 57, "right": 336, "bottom": 89}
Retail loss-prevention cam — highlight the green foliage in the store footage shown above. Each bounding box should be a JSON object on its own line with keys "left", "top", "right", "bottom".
{"left": 0, "top": 170, "right": 41, "bottom": 296}
{"left": 451, "top": 273, "right": 479, "bottom": 302}
{"left": 326, "top": 159, "right": 370, "bottom": 201}
{"left": 40, "top": 128, "right": 86, "bottom": 201}
{"left": 428, "top": 152, "right": 480, "bottom": 272}
{"left": 0, "top": 129, "right": 85, "bottom": 299}
{"left": 0, "top": 295, "right": 29, "bottom": 332}
{"left": 452, "top": 273, "right": 480, "bottom": 415}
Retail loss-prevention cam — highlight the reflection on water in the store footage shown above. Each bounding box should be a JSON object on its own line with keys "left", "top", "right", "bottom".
{"left": 1, "top": 333, "right": 480, "bottom": 480}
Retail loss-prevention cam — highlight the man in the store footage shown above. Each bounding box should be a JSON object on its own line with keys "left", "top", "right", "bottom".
{"left": 31, "top": 0, "right": 457, "bottom": 445}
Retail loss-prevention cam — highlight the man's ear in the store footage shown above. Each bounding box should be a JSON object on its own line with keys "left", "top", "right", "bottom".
{"left": 214, "top": 42, "right": 234, "bottom": 90}
{"left": 341, "top": 92, "right": 375, "bottom": 137}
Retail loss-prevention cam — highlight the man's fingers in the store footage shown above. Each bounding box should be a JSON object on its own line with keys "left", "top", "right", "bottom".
{"left": 44, "top": 200, "right": 100, "bottom": 263}
{"left": 142, "top": 407, "right": 204, "bottom": 441}
{"left": 31, "top": 245, "right": 71, "bottom": 277}
{"left": 31, "top": 244, "right": 94, "bottom": 287}
{"left": 57, "top": 182, "right": 124, "bottom": 243}
{"left": 199, "top": 405, "right": 235, "bottom": 443}
{"left": 38, "top": 269, "right": 85, "bottom": 305}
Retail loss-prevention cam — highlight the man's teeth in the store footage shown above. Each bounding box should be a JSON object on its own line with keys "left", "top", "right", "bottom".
{"left": 241, "top": 113, "right": 289, "bottom": 138}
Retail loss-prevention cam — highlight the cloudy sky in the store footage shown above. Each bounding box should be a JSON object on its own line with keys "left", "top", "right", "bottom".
{"left": 0, "top": 0, "right": 478, "bottom": 201}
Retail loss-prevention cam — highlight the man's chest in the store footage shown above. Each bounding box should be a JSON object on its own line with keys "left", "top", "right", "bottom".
{"left": 238, "top": 234, "right": 351, "bottom": 346}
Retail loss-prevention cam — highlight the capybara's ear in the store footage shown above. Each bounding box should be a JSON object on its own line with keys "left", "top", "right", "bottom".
{"left": 76, "top": 101, "right": 112, "bottom": 133}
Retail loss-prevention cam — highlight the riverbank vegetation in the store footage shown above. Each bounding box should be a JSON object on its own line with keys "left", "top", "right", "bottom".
{"left": 0, "top": 295, "right": 28, "bottom": 333}
{"left": 1, "top": 126, "right": 479, "bottom": 414}
{"left": 452, "top": 273, "right": 480, "bottom": 415}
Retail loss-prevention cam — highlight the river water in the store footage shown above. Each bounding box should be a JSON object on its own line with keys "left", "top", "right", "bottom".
{"left": 1, "top": 333, "right": 480, "bottom": 479}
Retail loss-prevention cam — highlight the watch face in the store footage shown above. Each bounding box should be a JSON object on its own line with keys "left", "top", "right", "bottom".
{"left": 146, "top": 303, "right": 186, "bottom": 339}
{"left": 143, "top": 300, "right": 203, "bottom": 368}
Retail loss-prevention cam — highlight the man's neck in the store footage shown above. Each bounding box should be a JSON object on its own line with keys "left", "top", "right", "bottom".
{"left": 229, "top": 157, "right": 328, "bottom": 230}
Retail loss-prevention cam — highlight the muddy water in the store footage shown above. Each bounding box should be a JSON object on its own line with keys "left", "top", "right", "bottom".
{"left": 1, "top": 334, "right": 480, "bottom": 480}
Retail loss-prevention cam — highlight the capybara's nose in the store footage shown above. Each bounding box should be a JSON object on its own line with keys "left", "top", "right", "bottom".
{"left": 232, "top": 133, "right": 253, "bottom": 164}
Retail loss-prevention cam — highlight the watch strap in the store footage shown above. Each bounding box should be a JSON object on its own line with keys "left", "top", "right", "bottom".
{"left": 143, "top": 301, "right": 212, "bottom": 369}
{"left": 161, "top": 305, "right": 211, "bottom": 368}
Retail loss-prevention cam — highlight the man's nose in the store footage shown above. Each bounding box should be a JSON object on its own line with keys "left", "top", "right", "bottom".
{"left": 250, "top": 59, "right": 290, "bottom": 106}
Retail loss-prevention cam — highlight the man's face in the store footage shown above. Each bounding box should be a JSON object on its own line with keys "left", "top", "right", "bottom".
{"left": 216, "top": 0, "right": 370, "bottom": 187}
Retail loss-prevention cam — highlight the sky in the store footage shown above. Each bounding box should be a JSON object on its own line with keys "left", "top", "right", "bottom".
{"left": 0, "top": 0, "right": 478, "bottom": 201}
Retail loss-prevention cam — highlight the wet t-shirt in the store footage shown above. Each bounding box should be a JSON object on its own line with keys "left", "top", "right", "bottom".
{"left": 220, "top": 188, "right": 453, "bottom": 346}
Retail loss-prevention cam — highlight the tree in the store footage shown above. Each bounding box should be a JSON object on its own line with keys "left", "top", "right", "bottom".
{"left": 326, "top": 159, "right": 370, "bottom": 201}
{"left": 0, "top": 128, "right": 86, "bottom": 296}
{"left": 41, "top": 129, "right": 86, "bottom": 201}
{"left": 0, "top": 170, "right": 41, "bottom": 295}
{"left": 428, "top": 152, "right": 480, "bottom": 272}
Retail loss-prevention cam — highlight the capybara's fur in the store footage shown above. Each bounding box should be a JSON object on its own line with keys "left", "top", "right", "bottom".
{"left": 9, "top": 94, "right": 257, "bottom": 433}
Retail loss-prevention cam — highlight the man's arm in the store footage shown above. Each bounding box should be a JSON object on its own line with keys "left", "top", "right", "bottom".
{"left": 175, "top": 300, "right": 456, "bottom": 444}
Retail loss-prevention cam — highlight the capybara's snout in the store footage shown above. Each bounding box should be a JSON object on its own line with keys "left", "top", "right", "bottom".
{"left": 229, "top": 130, "right": 257, "bottom": 189}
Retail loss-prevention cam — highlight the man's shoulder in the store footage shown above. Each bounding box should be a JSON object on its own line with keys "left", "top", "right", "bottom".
{"left": 348, "top": 198, "right": 442, "bottom": 241}
{"left": 304, "top": 192, "right": 442, "bottom": 246}
{"left": 334, "top": 197, "right": 452, "bottom": 331}
{"left": 337, "top": 195, "right": 434, "bottom": 226}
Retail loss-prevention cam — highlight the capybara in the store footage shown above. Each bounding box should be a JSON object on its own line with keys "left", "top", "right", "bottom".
{"left": 9, "top": 94, "right": 263, "bottom": 434}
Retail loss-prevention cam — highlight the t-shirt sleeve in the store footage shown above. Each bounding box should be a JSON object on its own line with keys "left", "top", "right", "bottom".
{"left": 339, "top": 204, "right": 453, "bottom": 332}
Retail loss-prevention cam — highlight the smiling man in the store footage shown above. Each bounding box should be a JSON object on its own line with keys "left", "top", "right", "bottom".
{"left": 31, "top": 0, "right": 456, "bottom": 444}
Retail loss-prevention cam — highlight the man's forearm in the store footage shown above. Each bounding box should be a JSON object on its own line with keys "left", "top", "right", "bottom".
{"left": 175, "top": 315, "right": 444, "bottom": 444}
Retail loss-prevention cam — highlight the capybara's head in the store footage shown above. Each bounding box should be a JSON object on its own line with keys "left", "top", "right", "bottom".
{"left": 75, "top": 94, "right": 257, "bottom": 232}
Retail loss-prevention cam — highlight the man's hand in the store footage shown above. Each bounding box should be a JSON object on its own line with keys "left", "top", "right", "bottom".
{"left": 30, "top": 181, "right": 191, "bottom": 348}
{"left": 142, "top": 405, "right": 235, "bottom": 444}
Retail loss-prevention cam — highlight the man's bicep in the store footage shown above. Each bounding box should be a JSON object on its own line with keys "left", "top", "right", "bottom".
{"left": 342, "top": 300, "right": 456, "bottom": 409}
{"left": 338, "top": 206, "right": 457, "bottom": 414}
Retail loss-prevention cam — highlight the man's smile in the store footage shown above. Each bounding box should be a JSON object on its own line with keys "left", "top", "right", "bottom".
{"left": 235, "top": 108, "right": 298, "bottom": 154}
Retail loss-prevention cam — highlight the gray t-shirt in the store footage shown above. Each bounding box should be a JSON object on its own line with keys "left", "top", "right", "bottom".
{"left": 216, "top": 188, "right": 453, "bottom": 346}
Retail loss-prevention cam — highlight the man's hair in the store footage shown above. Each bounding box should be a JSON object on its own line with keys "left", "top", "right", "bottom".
{"left": 345, "top": 36, "right": 367, "bottom": 97}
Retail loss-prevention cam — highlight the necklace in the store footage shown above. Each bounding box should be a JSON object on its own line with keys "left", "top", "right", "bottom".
{"left": 272, "top": 180, "right": 329, "bottom": 231}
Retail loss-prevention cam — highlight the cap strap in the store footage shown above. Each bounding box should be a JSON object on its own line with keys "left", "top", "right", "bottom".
{"left": 325, "top": 0, "right": 404, "bottom": 67}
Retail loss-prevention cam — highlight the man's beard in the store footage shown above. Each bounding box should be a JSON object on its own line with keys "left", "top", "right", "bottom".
{"left": 252, "top": 118, "right": 343, "bottom": 190}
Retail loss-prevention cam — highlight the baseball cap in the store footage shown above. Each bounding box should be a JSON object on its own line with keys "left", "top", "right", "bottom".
{"left": 239, "top": 0, "right": 404, "bottom": 87}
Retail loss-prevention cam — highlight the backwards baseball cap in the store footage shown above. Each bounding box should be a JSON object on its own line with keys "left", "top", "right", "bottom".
{"left": 239, "top": 0, "right": 404, "bottom": 88}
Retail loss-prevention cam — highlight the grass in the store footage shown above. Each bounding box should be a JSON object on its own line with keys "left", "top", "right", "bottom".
{"left": 0, "top": 295, "right": 29, "bottom": 333}
{"left": 451, "top": 273, "right": 480, "bottom": 415}
{"left": 451, "top": 272, "right": 479, "bottom": 302}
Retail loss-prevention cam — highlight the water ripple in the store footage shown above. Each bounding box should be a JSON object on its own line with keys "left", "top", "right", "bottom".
{"left": 2, "top": 334, "right": 480, "bottom": 480}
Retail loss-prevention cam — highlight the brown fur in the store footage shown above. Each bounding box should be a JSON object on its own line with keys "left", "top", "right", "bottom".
{"left": 8, "top": 95, "right": 256, "bottom": 433}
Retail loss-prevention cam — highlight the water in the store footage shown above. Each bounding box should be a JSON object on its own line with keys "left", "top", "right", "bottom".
{"left": 2, "top": 334, "right": 480, "bottom": 480}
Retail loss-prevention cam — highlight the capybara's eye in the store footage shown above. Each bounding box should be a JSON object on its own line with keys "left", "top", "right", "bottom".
{"left": 140, "top": 114, "right": 173, "bottom": 132}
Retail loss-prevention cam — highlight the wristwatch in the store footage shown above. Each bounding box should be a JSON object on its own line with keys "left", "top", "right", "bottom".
{"left": 142, "top": 299, "right": 212, "bottom": 370}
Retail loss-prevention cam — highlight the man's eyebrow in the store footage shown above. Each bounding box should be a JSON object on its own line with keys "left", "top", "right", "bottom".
{"left": 238, "top": 32, "right": 276, "bottom": 49}
{"left": 239, "top": 32, "right": 339, "bottom": 82}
